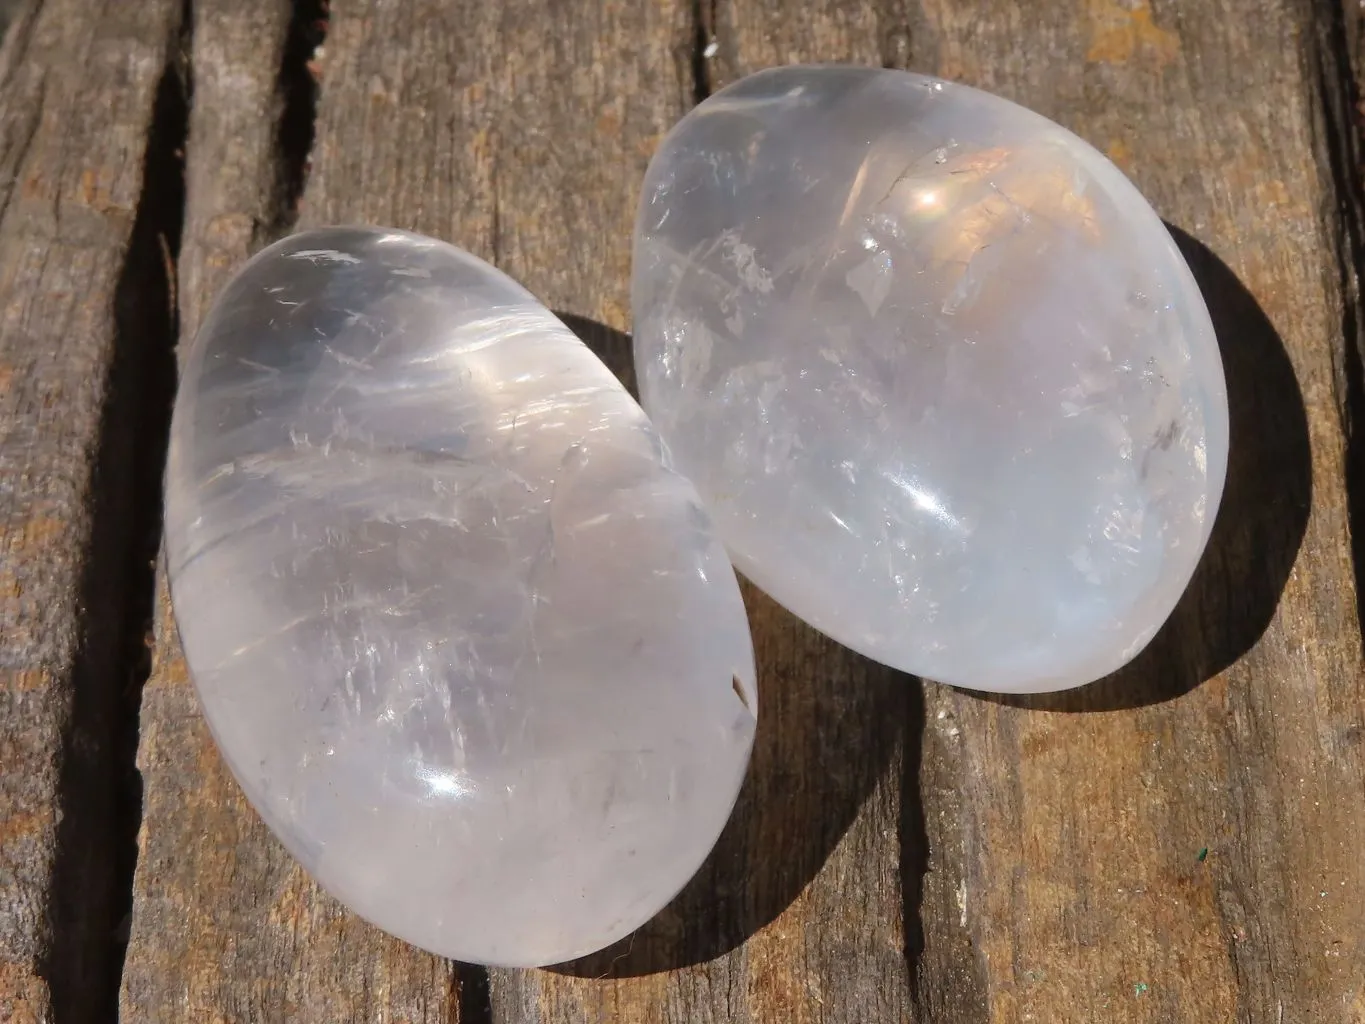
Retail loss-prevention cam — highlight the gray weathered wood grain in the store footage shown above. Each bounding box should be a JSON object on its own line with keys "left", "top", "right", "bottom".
{"left": 0, "top": 0, "right": 183, "bottom": 1020}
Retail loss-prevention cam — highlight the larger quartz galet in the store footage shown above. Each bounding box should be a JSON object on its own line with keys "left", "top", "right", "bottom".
{"left": 633, "top": 66, "right": 1229, "bottom": 694}
{"left": 164, "top": 227, "right": 757, "bottom": 967}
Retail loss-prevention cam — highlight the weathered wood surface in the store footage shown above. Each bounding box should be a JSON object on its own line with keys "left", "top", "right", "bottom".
{"left": 0, "top": 0, "right": 1342, "bottom": 1021}
{"left": 0, "top": 0, "right": 183, "bottom": 1021}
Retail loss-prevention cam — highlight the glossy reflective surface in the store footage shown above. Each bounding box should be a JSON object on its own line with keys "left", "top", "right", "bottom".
{"left": 633, "top": 66, "right": 1229, "bottom": 693}
{"left": 165, "top": 227, "right": 756, "bottom": 966}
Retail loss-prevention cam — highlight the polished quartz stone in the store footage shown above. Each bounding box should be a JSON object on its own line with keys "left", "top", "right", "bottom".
{"left": 164, "top": 227, "right": 756, "bottom": 967}
{"left": 633, "top": 66, "right": 1229, "bottom": 694}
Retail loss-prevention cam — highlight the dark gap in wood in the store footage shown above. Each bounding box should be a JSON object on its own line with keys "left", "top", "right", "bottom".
{"left": 490, "top": 154, "right": 502, "bottom": 267}
{"left": 101, "top": 0, "right": 191, "bottom": 1012}
{"left": 554, "top": 311, "right": 637, "bottom": 397}
{"left": 877, "top": 1, "right": 917, "bottom": 70}
{"left": 898, "top": 683, "right": 929, "bottom": 1013}
{"left": 689, "top": 0, "right": 714, "bottom": 103}
{"left": 1311, "top": 0, "right": 1365, "bottom": 650}
{"left": 454, "top": 963, "right": 493, "bottom": 1024}
{"left": 45, "top": 4, "right": 190, "bottom": 1020}
{"left": 266, "top": 0, "right": 328, "bottom": 240}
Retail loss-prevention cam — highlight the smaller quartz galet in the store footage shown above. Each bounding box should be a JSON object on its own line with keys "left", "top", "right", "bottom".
{"left": 633, "top": 66, "right": 1230, "bottom": 693}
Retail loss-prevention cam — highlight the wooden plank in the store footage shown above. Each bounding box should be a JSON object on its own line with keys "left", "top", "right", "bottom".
{"left": 119, "top": 2, "right": 464, "bottom": 1021}
{"left": 706, "top": 0, "right": 1363, "bottom": 1021}
{"left": 0, "top": 1, "right": 183, "bottom": 1021}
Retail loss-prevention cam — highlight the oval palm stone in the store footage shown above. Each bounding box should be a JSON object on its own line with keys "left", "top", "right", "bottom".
{"left": 165, "top": 227, "right": 757, "bottom": 967}
{"left": 632, "top": 66, "right": 1229, "bottom": 694}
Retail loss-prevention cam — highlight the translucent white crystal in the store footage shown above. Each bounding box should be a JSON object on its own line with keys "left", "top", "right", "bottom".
{"left": 164, "top": 227, "right": 756, "bottom": 967}
{"left": 632, "top": 66, "right": 1229, "bottom": 694}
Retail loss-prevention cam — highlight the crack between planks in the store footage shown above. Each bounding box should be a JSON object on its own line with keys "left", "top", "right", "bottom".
{"left": 454, "top": 962, "right": 493, "bottom": 1024}
{"left": 490, "top": 157, "right": 502, "bottom": 268}
{"left": 899, "top": 684, "right": 930, "bottom": 1015}
{"left": 689, "top": 0, "right": 714, "bottom": 104}
{"left": 101, "top": 0, "right": 191, "bottom": 1014}
{"left": 41, "top": 1, "right": 189, "bottom": 1021}
{"left": 877, "top": 0, "right": 922, "bottom": 71}
{"left": 265, "top": 0, "right": 328, "bottom": 242}
{"left": 1309, "top": 0, "right": 1365, "bottom": 654}
{"left": 901, "top": 690, "right": 991, "bottom": 1024}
